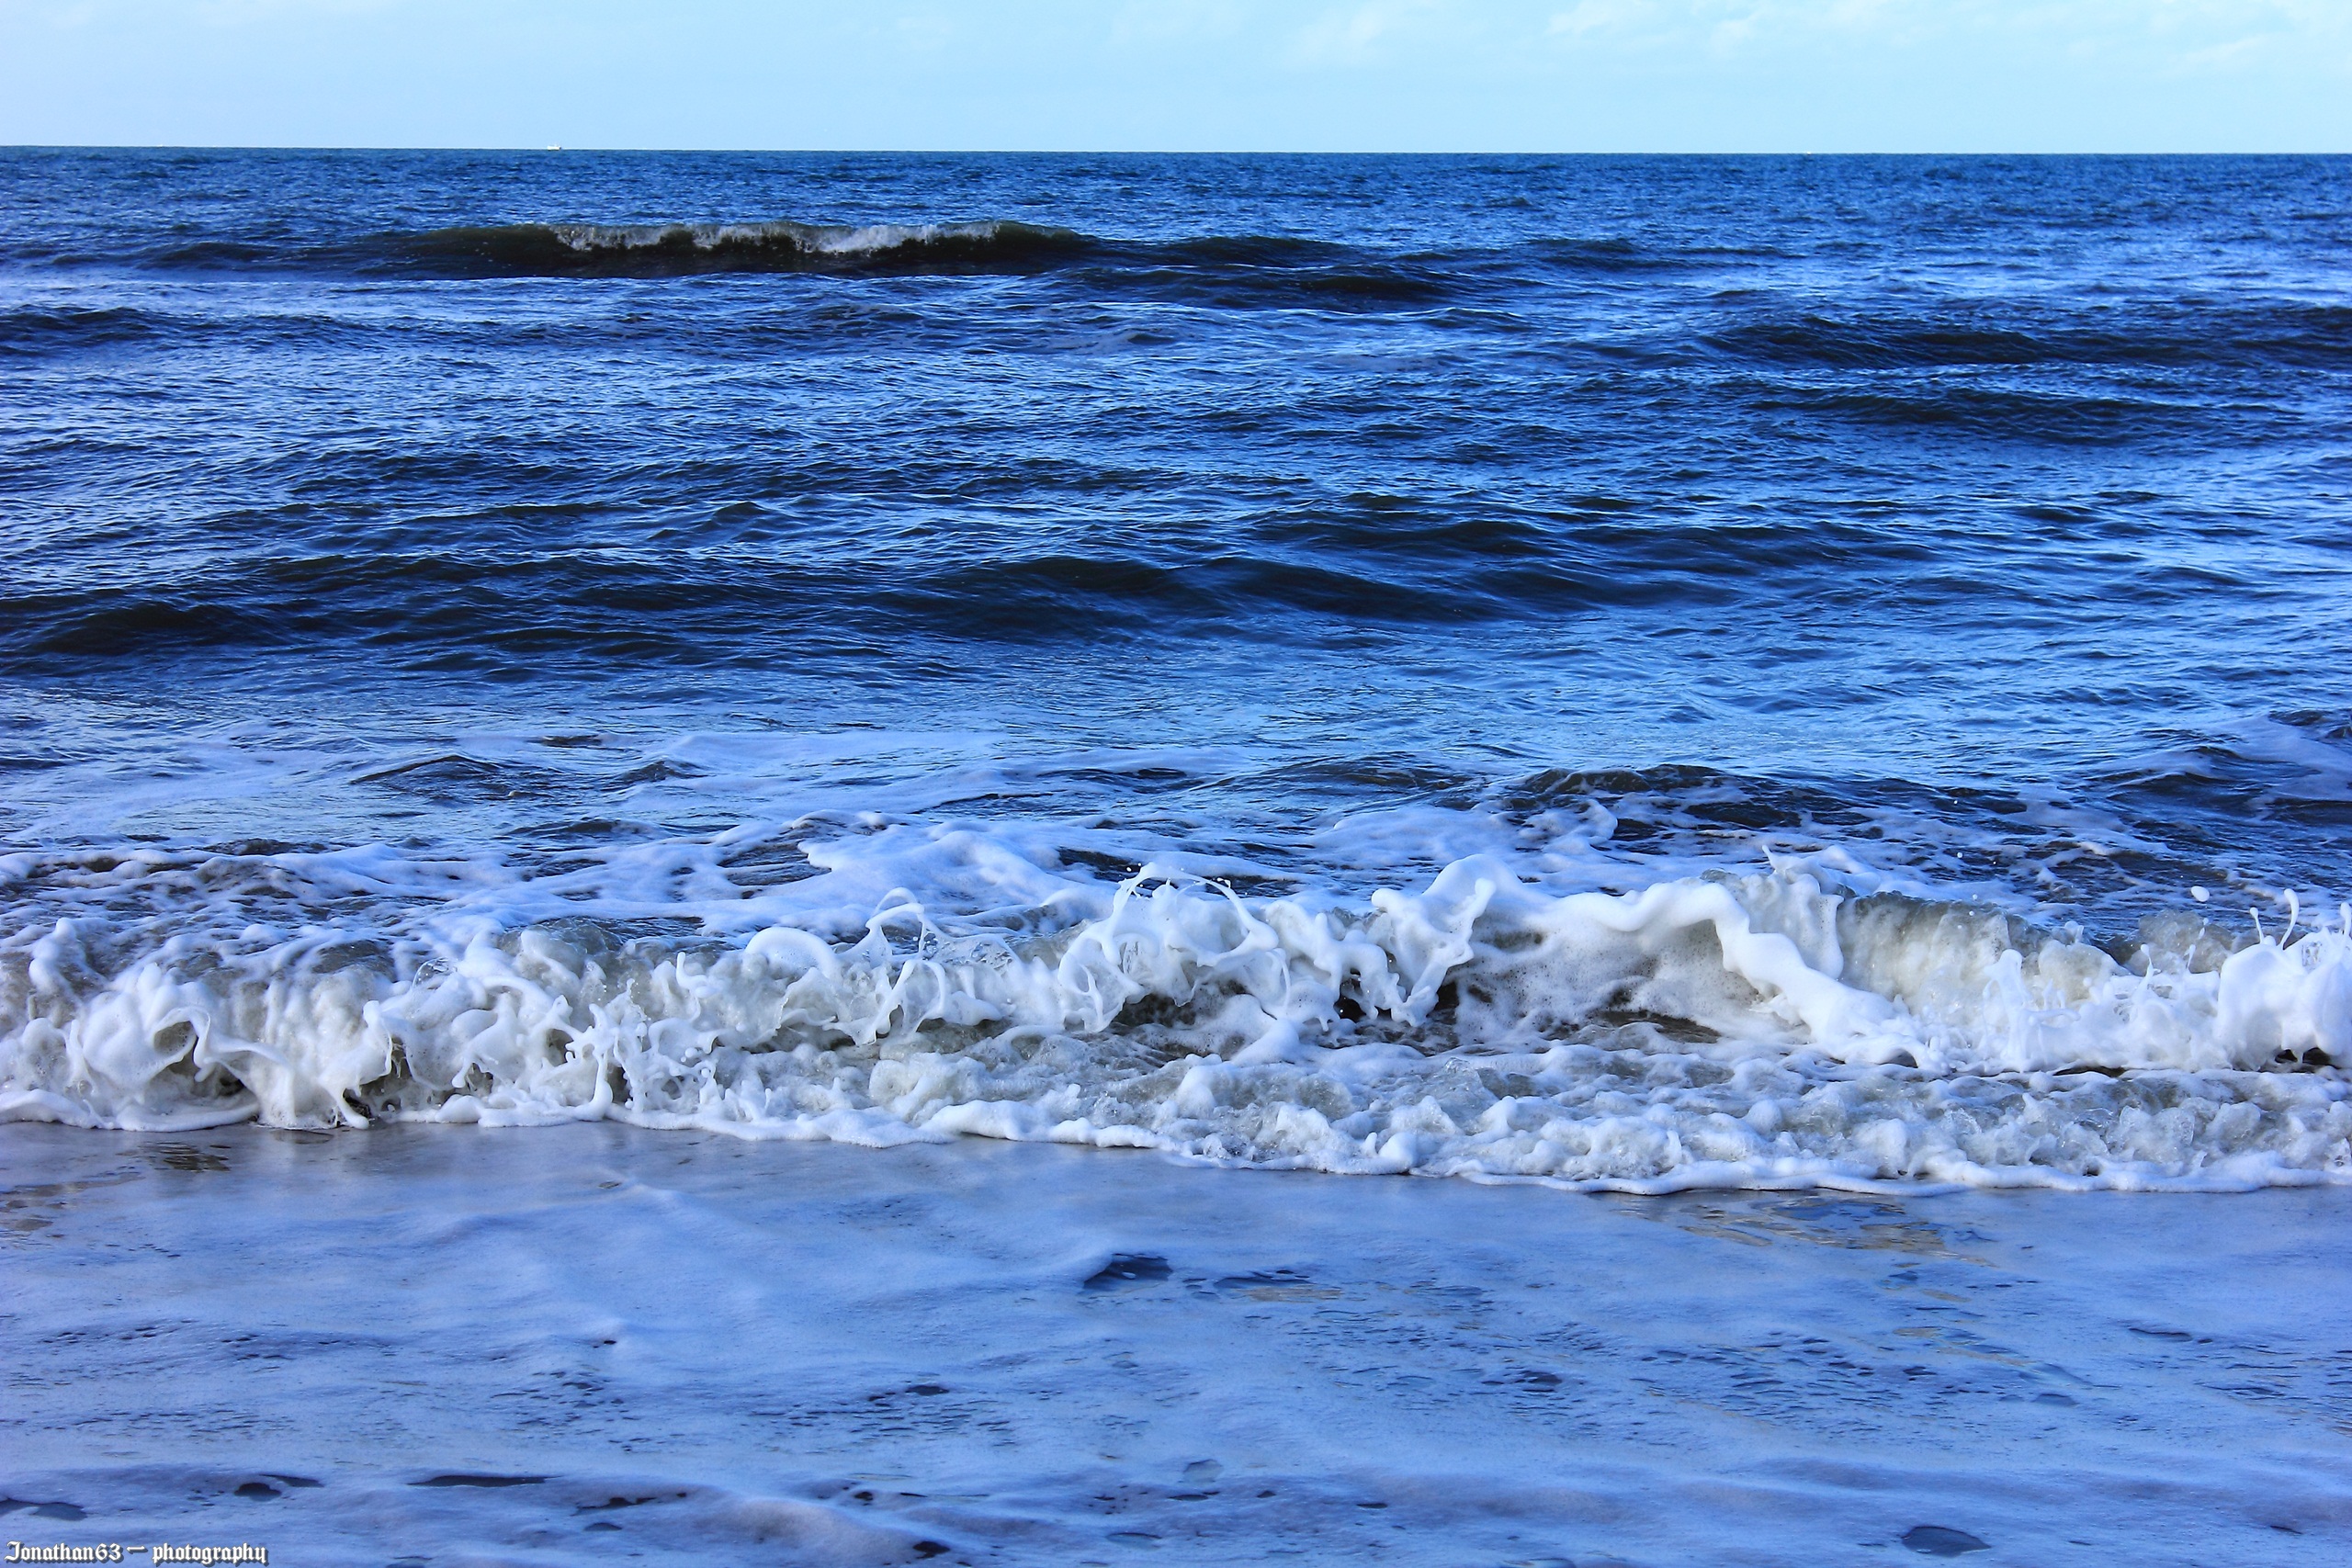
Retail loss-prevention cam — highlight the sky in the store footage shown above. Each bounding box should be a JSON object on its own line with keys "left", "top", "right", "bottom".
{"left": 0, "top": 1, "right": 2346, "bottom": 152}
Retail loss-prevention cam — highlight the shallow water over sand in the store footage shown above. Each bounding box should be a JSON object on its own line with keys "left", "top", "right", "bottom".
{"left": 4, "top": 1124, "right": 2346, "bottom": 1566}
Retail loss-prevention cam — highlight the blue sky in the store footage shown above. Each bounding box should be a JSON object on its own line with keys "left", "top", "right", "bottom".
{"left": 2, "top": 1, "right": 2346, "bottom": 151}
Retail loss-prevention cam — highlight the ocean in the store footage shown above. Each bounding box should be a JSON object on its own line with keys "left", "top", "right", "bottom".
{"left": 3, "top": 150, "right": 2348, "bottom": 1564}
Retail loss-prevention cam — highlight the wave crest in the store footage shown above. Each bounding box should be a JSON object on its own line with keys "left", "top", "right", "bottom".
{"left": 4, "top": 832, "right": 2346, "bottom": 1191}
{"left": 371, "top": 219, "right": 1092, "bottom": 276}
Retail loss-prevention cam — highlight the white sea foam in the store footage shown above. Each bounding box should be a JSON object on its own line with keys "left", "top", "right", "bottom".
{"left": 545, "top": 220, "right": 1020, "bottom": 257}
{"left": 2, "top": 820, "right": 2346, "bottom": 1190}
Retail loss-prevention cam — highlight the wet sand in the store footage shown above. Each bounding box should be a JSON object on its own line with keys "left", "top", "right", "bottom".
{"left": 3, "top": 1123, "right": 2347, "bottom": 1566}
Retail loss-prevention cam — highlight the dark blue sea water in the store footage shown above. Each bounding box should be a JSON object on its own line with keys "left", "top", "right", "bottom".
{"left": 2, "top": 152, "right": 2348, "bottom": 1185}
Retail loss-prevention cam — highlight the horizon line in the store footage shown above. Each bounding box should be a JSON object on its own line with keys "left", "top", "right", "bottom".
{"left": 6, "top": 144, "right": 2347, "bottom": 158}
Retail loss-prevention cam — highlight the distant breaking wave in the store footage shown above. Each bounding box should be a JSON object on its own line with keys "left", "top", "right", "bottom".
{"left": 370, "top": 219, "right": 1097, "bottom": 276}
{"left": 47, "top": 215, "right": 2349, "bottom": 377}
{"left": 132, "top": 218, "right": 1419, "bottom": 282}
{"left": 102, "top": 219, "right": 1459, "bottom": 299}
{"left": 96, "top": 219, "right": 1100, "bottom": 278}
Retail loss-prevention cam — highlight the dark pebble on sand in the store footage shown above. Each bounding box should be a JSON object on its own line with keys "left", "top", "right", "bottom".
{"left": 1902, "top": 1525, "right": 1989, "bottom": 1555}
{"left": 1085, "top": 1254, "right": 1171, "bottom": 1290}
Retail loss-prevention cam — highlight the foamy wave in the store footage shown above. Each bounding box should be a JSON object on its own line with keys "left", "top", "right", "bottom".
{"left": 360, "top": 218, "right": 1093, "bottom": 276}
{"left": 545, "top": 219, "right": 1014, "bottom": 257}
{"left": 3, "top": 830, "right": 2346, "bottom": 1190}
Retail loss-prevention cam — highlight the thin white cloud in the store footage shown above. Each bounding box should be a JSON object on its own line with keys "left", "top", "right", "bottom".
{"left": 889, "top": 9, "right": 957, "bottom": 52}
{"left": 1547, "top": 1, "right": 1649, "bottom": 40}
{"left": 1109, "top": 0, "right": 1249, "bottom": 48}
{"left": 1293, "top": 0, "right": 1453, "bottom": 66}
{"left": 1534, "top": 0, "right": 2351, "bottom": 70}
